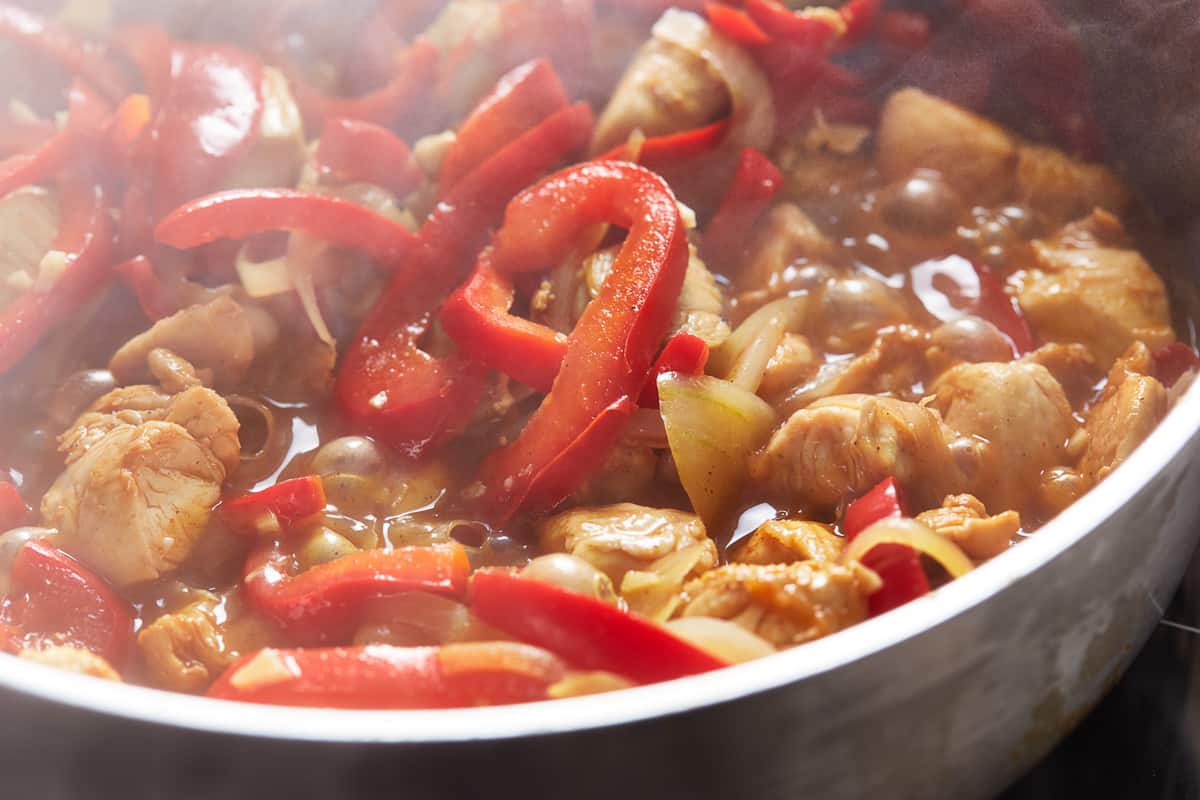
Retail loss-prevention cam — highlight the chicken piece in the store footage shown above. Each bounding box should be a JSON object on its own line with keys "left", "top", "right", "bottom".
{"left": 538, "top": 503, "right": 717, "bottom": 586}
{"left": 137, "top": 600, "right": 232, "bottom": 693}
{"left": 43, "top": 365, "right": 240, "bottom": 587}
{"left": 678, "top": 561, "right": 872, "bottom": 648}
{"left": 931, "top": 361, "right": 1076, "bottom": 513}
{"left": 1079, "top": 349, "right": 1168, "bottom": 482}
{"left": 109, "top": 296, "right": 278, "bottom": 387}
{"left": 915, "top": 494, "right": 1019, "bottom": 560}
{"left": 0, "top": 185, "right": 58, "bottom": 309}
{"left": 730, "top": 520, "right": 843, "bottom": 566}
{"left": 672, "top": 249, "right": 731, "bottom": 348}
{"left": 759, "top": 333, "right": 818, "bottom": 399}
{"left": 782, "top": 326, "right": 930, "bottom": 412}
{"left": 572, "top": 445, "right": 660, "bottom": 507}
{"left": 1025, "top": 343, "right": 1103, "bottom": 409}
{"left": 741, "top": 204, "right": 837, "bottom": 297}
{"left": 877, "top": 88, "right": 1016, "bottom": 204}
{"left": 18, "top": 644, "right": 119, "bottom": 681}
{"left": 592, "top": 37, "right": 728, "bottom": 154}
{"left": 1014, "top": 143, "right": 1129, "bottom": 223}
{"left": 751, "top": 394, "right": 975, "bottom": 511}
{"left": 1019, "top": 210, "right": 1174, "bottom": 365}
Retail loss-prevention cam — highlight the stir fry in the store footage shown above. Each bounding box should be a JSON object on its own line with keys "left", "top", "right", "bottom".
{"left": 0, "top": 0, "right": 1194, "bottom": 708}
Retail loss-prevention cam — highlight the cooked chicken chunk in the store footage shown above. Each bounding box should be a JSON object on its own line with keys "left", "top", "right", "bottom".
{"left": 672, "top": 249, "right": 731, "bottom": 348}
{"left": 782, "top": 326, "right": 929, "bottom": 411}
{"left": 538, "top": 503, "right": 716, "bottom": 586}
{"left": 137, "top": 600, "right": 231, "bottom": 693}
{"left": 1020, "top": 210, "right": 1175, "bottom": 365}
{"left": 752, "top": 394, "right": 974, "bottom": 511}
{"left": 1025, "top": 342, "right": 1103, "bottom": 409}
{"left": 931, "top": 361, "right": 1076, "bottom": 513}
{"left": 759, "top": 333, "right": 818, "bottom": 399}
{"left": 1015, "top": 144, "right": 1128, "bottom": 223}
{"left": 1079, "top": 350, "right": 1168, "bottom": 482}
{"left": 730, "top": 520, "right": 843, "bottom": 565}
{"left": 18, "top": 644, "right": 119, "bottom": 681}
{"left": 878, "top": 88, "right": 1016, "bottom": 204}
{"left": 678, "top": 561, "right": 872, "bottom": 648}
{"left": 915, "top": 494, "right": 1019, "bottom": 560}
{"left": 572, "top": 445, "right": 659, "bottom": 507}
{"left": 109, "top": 296, "right": 278, "bottom": 387}
{"left": 741, "top": 204, "right": 837, "bottom": 296}
{"left": 0, "top": 185, "right": 58, "bottom": 309}
{"left": 592, "top": 37, "right": 728, "bottom": 154}
{"left": 42, "top": 369, "right": 240, "bottom": 587}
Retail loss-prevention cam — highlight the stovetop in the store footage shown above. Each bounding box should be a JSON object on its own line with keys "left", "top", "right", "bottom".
{"left": 1003, "top": 541, "right": 1200, "bottom": 799}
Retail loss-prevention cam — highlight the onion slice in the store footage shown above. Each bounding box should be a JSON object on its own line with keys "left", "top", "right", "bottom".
{"left": 653, "top": 9, "right": 776, "bottom": 153}
{"left": 710, "top": 296, "right": 809, "bottom": 393}
{"left": 842, "top": 518, "right": 976, "bottom": 579}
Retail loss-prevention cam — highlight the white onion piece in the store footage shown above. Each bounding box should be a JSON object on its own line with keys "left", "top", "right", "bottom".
{"left": 666, "top": 617, "right": 776, "bottom": 663}
{"left": 653, "top": 9, "right": 776, "bottom": 153}
{"left": 235, "top": 244, "right": 292, "bottom": 298}
{"left": 710, "top": 296, "right": 809, "bottom": 393}
{"left": 843, "top": 518, "right": 976, "bottom": 579}
{"left": 286, "top": 231, "right": 337, "bottom": 347}
{"left": 659, "top": 374, "right": 776, "bottom": 528}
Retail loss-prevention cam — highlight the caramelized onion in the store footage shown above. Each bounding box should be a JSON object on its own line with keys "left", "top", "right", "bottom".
{"left": 666, "top": 617, "right": 776, "bottom": 664}
{"left": 842, "top": 518, "right": 976, "bottom": 579}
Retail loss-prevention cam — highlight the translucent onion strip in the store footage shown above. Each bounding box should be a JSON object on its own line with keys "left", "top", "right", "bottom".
{"left": 710, "top": 296, "right": 809, "bottom": 393}
{"left": 842, "top": 518, "right": 976, "bottom": 579}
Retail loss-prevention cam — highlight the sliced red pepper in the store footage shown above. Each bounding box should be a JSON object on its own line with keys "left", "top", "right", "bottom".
{"left": 637, "top": 333, "right": 710, "bottom": 409}
{"left": 335, "top": 102, "right": 593, "bottom": 458}
{"left": 842, "top": 477, "right": 930, "bottom": 617}
{"left": 471, "top": 162, "right": 689, "bottom": 519}
{"left": 8, "top": 540, "right": 134, "bottom": 667}
{"left": 1152, "top": 343, "right": 1200, "bottom": 389}
{"left": 244, "top": 542, "right": 470, "bottom": 639}
{"left": 703, "top": 147, "right": 784, "bottom": 270}
{"left": 746, "top": 0, "right": 842, "bottom": 49}
{"left": 838, "top": 0, "right": 882, "bottom": 47}
{"left": 0, "top": 178, "right": 113, "bottom": 375}
{"left": 221, "top": 476, "right": 327, "bottom": 535}
{"left": 705, "top": 4, "right": 772, "bottom": 46}
{"left": 0, "top": 4, "right": 131, "bottom": 102}
{"left": 155, "top": 189, "right": 420, "bottom": 269}
{"left": 597, "top": 119, "right": 729, "bottom": 166}
{"left": 207, "top": 642, "right": 565, "bottom": 709}
{"left": 288, "top": 39, "right": 438, "bottom": 135}
{"left": 114, "top": 255, "right": 170, "bottom": 321}
{"left": 314, "top": 117, "right": 422, "bottom": 199}
{"left": 470, "top": 570, "right": 727, "bottom": 684}
{"left": 438, "top": 58, "right": 568, "bottom": 195}
{"left": 0, "top": 481, "right": 27, "bottom": 531}
{"left": 973, "top": 262, "right": 1036, "bottom": 356}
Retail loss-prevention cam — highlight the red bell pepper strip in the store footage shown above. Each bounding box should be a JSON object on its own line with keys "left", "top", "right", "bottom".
{"left": 703, "top": 147, "right": 784, "bottom": 270}
{"left": 745, "top": 0, "right": 842, "bottom": 49}
{"left": 705, "top": 4, "right": 772, "bottom": 46}
{"left": 287, "top": 39, "right": 439, "bottom": 134}
{"left": 0, "top": 481, "right": 26, "bottom": 531}
{"left": 314, "top": 117, "right": 423, "bottom": 199}
{"left": 335, "top": 102, "right": 593, "bottom": 458}
{"left": 973, "top": 262, "right": 1036, "bottom": 356}
{"left": 155, "top": 189, "right": 420, "bottom": 269}
{"left": 470, "top": 570, "right": 727, "bottom": 684}
{"left": 0, "top": 178, "right": 113, "bottom": 374}
{"left": 0, "top": 4, "right": 131, "bottom": 102}
{"left": 842, "top": 477, "right": 930, "bottom": 616}
{"left": 637, "top": 333, "right": 710, "bottom": 409}
{"left": 472, "top": 162, "right": 689, "bottom": 519}
{"left": 114, "top": 255, "right": 170, "bottom": 321}
{"left": 244, "top": 542, "right": 469, "bottom": 638}
{"left": 207, "top": 642, "right": 565, "bottom": 709}
{"left": 8, "top": 540, "right": 134, "bottom": 667}
{"left": 221, "top": 476, "right": 327, "bottom": 534}
{"left": 1152, "top": 343, "right": 1200, "bottom": 389}
{"left": 438, "top": 58, "right": 568, "bottom": 195}
{"left": 596, "top": 119, "right": 729, "bottom": 166}
{"left": 838, "top": 0, "right": 882, "bottom": 47}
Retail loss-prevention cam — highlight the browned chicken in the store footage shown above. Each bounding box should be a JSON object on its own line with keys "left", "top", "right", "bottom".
{"left": 730, "top": 520, "right": 843, "bottom": 565}
{"left": 915, "top": 494, "right": 1019, "bottom": 560}
{"left": 678, "top": 561, "right": 873, "bottom": 648}
{"left": 18, "top": 644, "right": 119, "bottom": 681}
{"left": 931, "top": 361, "right": 1077, "bottom": 513}
{"left": 1079, "top": 345, "right": 1169, "bottom": 482}
{"left": 137, "top": 599, "right": 233, "bottom": 693}
{"left": 1020, "top": 210, "right": 1175, "bottom": 365}
{"left": 740, "top": 203, "right": 836, "bottom": 298}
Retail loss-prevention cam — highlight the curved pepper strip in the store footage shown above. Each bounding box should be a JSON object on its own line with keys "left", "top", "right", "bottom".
{"left": 745, "top": 0, "right": 842, "bottom": 49}
{"left": 155, "top": 189, "right": 420, "bottom": 269}
{"left": 8, "top": 540, "right": 134, "bottom": 667}
{"left": 470, "top": 570, "right": 727, "bottom": 684}
{"left": 973, "top": 262, "right": 1036, "bottom": 356}
{"left": 221, "top": 476, "right": 327, "bottom": 535}
{"left": 314, "top": 117, "right": 422, "bottom": 199}
{"left": 114, "top": 255, "right": 170, "bottom": 321}
{"left": 596, "top": 119, "right": 729, "bottom": 166}
{"left": 705, "top": 4, "right": 772, "bottom": 46}
{"left": 842, "top": 477, "right": 930, "bottom": 617}
{"left": 208, "top": 642, "right": 565, "bottom": 709}
{"left": 244, "top": 542, "right": 469, "bottom": 639}
{"left": 0, "top": 4, "right": 131, "bottom": 102}
{"left": 0, "top": 179, "right": 113, "bottom": 374}
{"left": 0, "top": 481, "right": 26, "bottom": 531}
{"left": 335, "top": 102, "right": 594, "bottom": 457}
{"left": 470, "top": 161, "right": 689, "bottom": 519}
{"left": 1153, "top": 343, "right": 1200, "bottom": 389}
{"left": 438, "top": 58, "right": 568, "bottom": 195}
{"left": 637, "top": 333, "right": 710, "bottom": 409}
{"left": 702, "top": 147, "right": 784, "bottom": 270}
